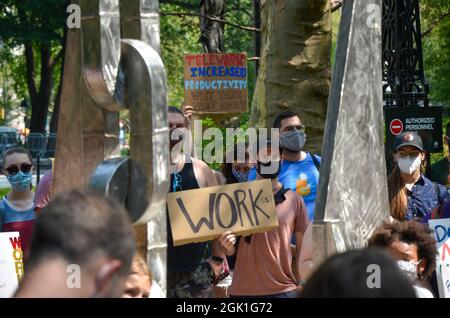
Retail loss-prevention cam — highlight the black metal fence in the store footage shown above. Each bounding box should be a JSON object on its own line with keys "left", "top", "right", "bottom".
{"left": 24, "top": 133, "right": 57, "bottom": 159}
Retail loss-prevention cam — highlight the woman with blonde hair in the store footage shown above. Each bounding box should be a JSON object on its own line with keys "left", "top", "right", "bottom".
{"left": 388, "top": 132, "right": 448, "bottom": 221}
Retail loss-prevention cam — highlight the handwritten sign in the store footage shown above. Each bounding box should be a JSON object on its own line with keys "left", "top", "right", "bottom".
{"left": 184, "top": 53, "right": 248, "bottom": 114}
{"left": 429, "top": 218, "right": 450, "bottom": 298}
{"left": 0, "top": 232, "right": 24, "bottom": 298}
{"left": 167, "top": 179, "right": 278, "bottom": 246}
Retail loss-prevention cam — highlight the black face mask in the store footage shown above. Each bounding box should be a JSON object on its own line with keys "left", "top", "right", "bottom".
{"left": 256, "top": 160, "right": 281, "bottom": 179}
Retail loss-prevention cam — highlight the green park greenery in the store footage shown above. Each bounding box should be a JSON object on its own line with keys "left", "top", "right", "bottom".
{"left": 0, "top": 1, "right": 449, "bottom": 166}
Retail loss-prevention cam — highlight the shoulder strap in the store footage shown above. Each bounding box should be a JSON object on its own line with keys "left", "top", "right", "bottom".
{"left": 309, "top": 152, "right": 320, "bottom": 172}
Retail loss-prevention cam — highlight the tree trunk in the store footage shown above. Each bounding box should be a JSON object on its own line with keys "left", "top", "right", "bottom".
{"left": 29, "top": 43, "right": 53, "bottom": 133}
{"left": 250, "top": 0, "right": 332, "bottom": 154}
{"left": 254, "top": 0, "right": 261, "bottom": 76}
{"left": 50, "top": 28, "right": 67, "bottom": 134}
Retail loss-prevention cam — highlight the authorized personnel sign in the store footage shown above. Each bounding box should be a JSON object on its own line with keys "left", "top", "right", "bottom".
{"left": 385, "top": 106, "right": 443, "bottom": 153}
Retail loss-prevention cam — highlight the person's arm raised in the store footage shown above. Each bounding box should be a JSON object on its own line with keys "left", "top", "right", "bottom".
{"left": 191, "top": 157, "right": 218, "bottom": 188}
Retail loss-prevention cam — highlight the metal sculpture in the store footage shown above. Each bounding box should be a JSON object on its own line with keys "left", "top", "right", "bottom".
{"left": 313, "top": 0, "right": 390, "bottom": 265}
{"left": 199, "top": 0, "right": 225, "bottom": 53}
{"left": 54, "top": 0, "right": 169, "bottom": 294}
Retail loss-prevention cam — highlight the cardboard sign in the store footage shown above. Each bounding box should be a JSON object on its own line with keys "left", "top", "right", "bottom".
{"left": 385, "top": 106, "right": 443, "bottom": 153}
{"left": 184, "top": 53, "right": 248, "bottom": 114}
{"left": 0, "top": 232, "right": 24, "bottom": 298}
{"left": 428, "top": 219, "right": 450, "bottom": 298}
{"left": 167, "top": 179, "right": 278, "bottom": 246}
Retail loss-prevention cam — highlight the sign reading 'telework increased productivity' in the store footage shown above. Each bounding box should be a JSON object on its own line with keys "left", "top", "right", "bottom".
{"left": 184, "top": 53, "right": 248, "bottom": 114}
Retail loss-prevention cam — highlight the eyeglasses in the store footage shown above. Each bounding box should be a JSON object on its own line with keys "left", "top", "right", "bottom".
{"left": 5, "top": 163, "right": 32, "bottom": 176}
{"left": 396, "top": 150, "right": 421, "bottom": 159}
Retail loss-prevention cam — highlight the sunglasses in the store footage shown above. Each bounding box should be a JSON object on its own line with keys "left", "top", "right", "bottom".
{"left": 5, "top": 163, "right": 32, "bottom": 175}
{"left": 396, "top": 151, "right": 421, "bottom": 159}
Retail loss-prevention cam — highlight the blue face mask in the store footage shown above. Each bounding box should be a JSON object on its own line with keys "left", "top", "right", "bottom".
{"left": 7, "top": 172, "right": 32, "bottom": 192}
{"left": 232, "top": 168, "right": 249, "bottom": 183}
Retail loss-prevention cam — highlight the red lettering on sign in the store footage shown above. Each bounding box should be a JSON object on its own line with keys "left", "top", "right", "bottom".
{"left": 442, "top": 242, "right": 450, "bottom": 262}
{"left": 9, "top": 237, "right": 22, "bottom": 250}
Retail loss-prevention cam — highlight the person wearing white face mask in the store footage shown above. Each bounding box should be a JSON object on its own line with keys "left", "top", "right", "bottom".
{"left": 388, "top": 132, "right": 449, "bottom": 221}
{"left": 368, "top": 221, "right": 438, "bottom": 298}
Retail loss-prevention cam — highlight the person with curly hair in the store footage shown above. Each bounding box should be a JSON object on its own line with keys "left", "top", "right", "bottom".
{"left": 368, "top": 220, "right": 437, "bottom": 298}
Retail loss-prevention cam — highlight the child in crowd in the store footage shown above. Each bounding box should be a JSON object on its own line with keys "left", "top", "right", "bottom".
{"left": 0, "top": 147, "right": 35, "bottom": 254}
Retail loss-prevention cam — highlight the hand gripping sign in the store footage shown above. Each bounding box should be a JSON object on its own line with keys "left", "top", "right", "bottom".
{"left": 54, "top": 0, "right": 169, "bottom": 294}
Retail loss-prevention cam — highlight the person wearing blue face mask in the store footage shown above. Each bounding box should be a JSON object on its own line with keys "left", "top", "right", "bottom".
{"left": 0, "top": 147, "right": 35, "bottom": 255}
{"left": 247, "top": 111, "right": 320, "bottom": 221}
{"left": 220, "top": 142, "right": 252, "bottom": 185}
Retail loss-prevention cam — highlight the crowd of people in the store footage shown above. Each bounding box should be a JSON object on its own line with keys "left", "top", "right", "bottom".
{"left": 1, "top": 104, "right": 449, "bottom": 298}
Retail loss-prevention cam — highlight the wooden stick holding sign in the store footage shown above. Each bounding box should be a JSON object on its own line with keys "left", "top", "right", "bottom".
{"left": 167, "top": 179, "right": 278, "bottom": 246}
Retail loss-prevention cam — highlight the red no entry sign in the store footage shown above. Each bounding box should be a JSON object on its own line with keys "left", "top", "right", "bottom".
{"left": 390, "top": 119, "right": 403, "bottom": 135}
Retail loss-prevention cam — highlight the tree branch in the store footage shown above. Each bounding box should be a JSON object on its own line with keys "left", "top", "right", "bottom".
{"left": 160, "top": 11, "right": 261, "bottom": 33}
{"left": 422, "top": 9, "right": 450, "bottom": 37}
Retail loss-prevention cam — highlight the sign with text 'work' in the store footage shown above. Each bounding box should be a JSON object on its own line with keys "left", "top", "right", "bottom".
{"left": 428, "top": 218, "right": 450, "bottom": 298}
{"left": 0, "top": 232, "right": 23, "bottom": 298}
{"left": 184, "top": 53, "right": 248, "bottom": 114}
{"left": 167, "top": 179, "right": 278, "bottom": 246}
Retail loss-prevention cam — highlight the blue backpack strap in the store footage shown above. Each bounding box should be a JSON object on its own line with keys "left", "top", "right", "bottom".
{"left": 309, "top": 152, "right": 320, "bottom": 172}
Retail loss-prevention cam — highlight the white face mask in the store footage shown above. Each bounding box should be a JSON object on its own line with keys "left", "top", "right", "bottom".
{"left": 397, "top": 155, "right": 422, "bottom": 174}
{"left": 397, "top": 260, "right": 420, "bottom": 282}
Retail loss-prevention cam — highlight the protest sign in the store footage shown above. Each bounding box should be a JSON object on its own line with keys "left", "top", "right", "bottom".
{"left": 428, "top": 218, "right": 450, "bottom": 298}
{"left": 0, "top": 232, "right": 23, "bottom": 298}
{"left": 184, "top": 53, "right": 248, "bottom": 114}
{"left": 167, "top": 179, "right": 278, "bottom": 246}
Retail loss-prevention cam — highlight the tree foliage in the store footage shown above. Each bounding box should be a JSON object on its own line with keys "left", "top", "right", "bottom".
{"left": 421, "top": 0, "right": 450, "bottom": 107}
{"left": 0, "top": 0, "right": 66, "bottom": 132}
{"left": 0, "top": 0, "right": 448, "bottom": 136}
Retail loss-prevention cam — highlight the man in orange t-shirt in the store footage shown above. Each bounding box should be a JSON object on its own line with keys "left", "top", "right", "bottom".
{"left": 218, "top": 139, "right": 309, "bottom": 298}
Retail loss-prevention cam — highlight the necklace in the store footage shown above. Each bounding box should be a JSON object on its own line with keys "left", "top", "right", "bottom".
{"left": 171, "top": 155, "right": 184, "bottom": 192}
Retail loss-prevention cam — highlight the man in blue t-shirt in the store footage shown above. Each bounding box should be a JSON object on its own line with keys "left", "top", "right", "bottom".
{"left": 249, "top": 111, "right": 320, "bottom": 221}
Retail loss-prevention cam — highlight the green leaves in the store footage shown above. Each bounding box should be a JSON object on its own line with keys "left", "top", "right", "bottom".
{"left": 421, "top": 0, "right": 450, "bottom": 106}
